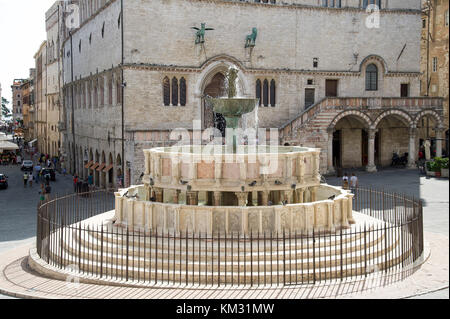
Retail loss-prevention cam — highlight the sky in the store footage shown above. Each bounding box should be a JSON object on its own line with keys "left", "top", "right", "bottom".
{"left": 0, "top": 0, "right": 57, "bottom": 108}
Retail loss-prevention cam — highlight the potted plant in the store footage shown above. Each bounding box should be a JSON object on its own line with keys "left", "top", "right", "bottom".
{"left": 426, "top": 161, "right": 436, "bottom": 177}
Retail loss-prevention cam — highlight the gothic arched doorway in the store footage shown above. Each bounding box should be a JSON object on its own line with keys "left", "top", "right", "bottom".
{"left": 203, "top": 73, "right": 226, "bottom": 136}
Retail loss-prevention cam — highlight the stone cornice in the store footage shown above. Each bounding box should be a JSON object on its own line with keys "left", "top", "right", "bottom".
{"left": 122, "top": 62, "right": 420, "bottom": 78}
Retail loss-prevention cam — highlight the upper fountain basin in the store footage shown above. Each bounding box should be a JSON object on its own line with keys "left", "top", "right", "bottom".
{"left": 207, "top": 97, "right": 259, "bottom": 117}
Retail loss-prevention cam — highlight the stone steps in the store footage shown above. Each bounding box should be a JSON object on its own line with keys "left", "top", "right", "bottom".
{"left": 42, "top": 221, "right": 412, "bottom": 284}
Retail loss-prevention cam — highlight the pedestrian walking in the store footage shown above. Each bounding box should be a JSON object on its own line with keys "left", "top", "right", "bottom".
{"left": 23, "top": 172, "right": 28, "bottom": 188}
{"left": 342, "top": 172, "right": 349, "bottom": 190}
{"left": 88, "top": 174, "right": 94, "bottom": 191}
{"left": 350, "top": 173, "right": 359, "bottom": 195}
{"left": 73, "top": 175, "right": 79, "bottom": 192}
{"left": 44, "top": 183, "right": 52, "bottom": 200}
{"left": 29, "top": 174, "right": 33, "bottom": 188}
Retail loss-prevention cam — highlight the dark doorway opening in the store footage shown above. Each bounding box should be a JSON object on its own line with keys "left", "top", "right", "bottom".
{"left": 401, "top": 83, "right": 409, "bottom": 97}
{"left": 333, "top": 130, "right": 342, "bottom": 168}
{"left": 362, "top": 130, "right": 368, "bottom": 166}
{"left": 203, "top": 73, "right": 226, "bottom": 136}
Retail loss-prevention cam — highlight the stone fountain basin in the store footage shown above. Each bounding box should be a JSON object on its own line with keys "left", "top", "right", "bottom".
{"left": 207, "top": 98, "right": 258, "bottom": 117}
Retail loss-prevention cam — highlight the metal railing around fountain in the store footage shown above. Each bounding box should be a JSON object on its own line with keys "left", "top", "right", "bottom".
{"left": 36, "top": 188, "right": 424, "bottom": 287}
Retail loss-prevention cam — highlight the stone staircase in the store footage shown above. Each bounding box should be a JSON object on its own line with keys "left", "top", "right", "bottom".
{"left": 41, "top": 212, "right": 413, "bottom": 286}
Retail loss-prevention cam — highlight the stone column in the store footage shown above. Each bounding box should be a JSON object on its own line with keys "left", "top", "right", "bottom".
{"left": 366, "top": 128, "right": 378, "bottom": 172}
{"left": 213, "top": 191, "right": 222, "bottom": 206}
{"left": 327, "top": 128, "right": 335, "bottom": 174}
{"left": 299, "top": 155, "right": 305, "bottom": 184}
{"left": 154, "top": 188, "right": 164, "bottom": 203}
{"left": 407, "top": 127, "right": 417, "bottom": 169}
{"left": 436, "top": 128, "right": 443, "bottom": 158}
{"left": 258, "top": 191, "right": 269, "bottom": 206}
{"left": 173, "top": 190, "right": 181, "bottom": 204}
{"left": 283, "top": 190, "right": 293, "bottom": 204}
{"left": 235, "top": 192, "right": 248, "bottom": 207}
{"left": 296, "top": 188, "right": 305, "bottom": 204}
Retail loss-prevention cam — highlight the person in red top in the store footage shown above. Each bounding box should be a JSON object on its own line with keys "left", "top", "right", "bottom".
{"left": 73, "top": 175, "right": 78, "bottom": 192}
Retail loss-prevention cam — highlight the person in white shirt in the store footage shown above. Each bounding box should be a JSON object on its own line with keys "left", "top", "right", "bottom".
{"left": 350, "top": 173, "right": 358, "bottom": 194}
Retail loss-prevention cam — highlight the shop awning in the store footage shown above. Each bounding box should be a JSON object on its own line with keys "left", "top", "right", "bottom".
{"left": 84, "top": 161, "right": 94, "bottom": 169}
{"left": 90, "top": 162, "right": 100, "bottom": 170}
{"left": 103, "top": 164, "right": 114, "bottom": 173}
{"left": 0, "top": 141, "right": 19, "bottom": 152}
{"left": 96, "top": 163, "right": 106, "bottom": 172}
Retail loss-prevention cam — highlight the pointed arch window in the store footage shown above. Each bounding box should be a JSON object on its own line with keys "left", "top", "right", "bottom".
{"left": 270, "top": 80, "right": 276, "bottom": 107}
{"left": 180, "top": 77, "right": 187, "bottom": 106}
{"left": 93, "top": 80, "right": 98, "bottom": 107}
{"left": 163, "top": 77, "right": 170, "bottom": 106}
{"left": 87, "top": 81, "right": 92, "bottom": 108}
{"left": 263, "top": 79, "right": 269, "bottom": 107}
{"left": 108, "top": 77, "right": 113, "bottom": 105}
{"left": 116, "top": 77, "right": 122, "bottom": 104}
{"left": 256, "top": 79, "right": 262, "bottom": 106}
{"left": 365, "top": 64, "right": 378, "bottom": 91}
{"left": 172, "top": 77, "right": 179, "bottom": 106}
{"left": 100, "top": 77, "right": 104, "bottom": 106}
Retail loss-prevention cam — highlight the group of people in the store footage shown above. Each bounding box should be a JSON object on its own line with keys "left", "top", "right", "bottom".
{"left": 342, "top": 172, "right": 359, "bottom": 193}
{"left": 0, "top": 151, "right": 20, "bottom": 165}
{"left": 22, "top": 167, "right": 52, "bottom": 201}
{"left": 72, "top": 174, "right": 95, "bottom": 194}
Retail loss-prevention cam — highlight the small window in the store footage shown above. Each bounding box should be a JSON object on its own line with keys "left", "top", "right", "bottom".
{"left": 89, "top": 33, "right": 92, "bottom": 44}
{"left": 79, "top": 40, "right": 81, "bottom": 53}
{"left": 101, "top": 22, "right": 105, "bottom": 38}
{"left": 422, "top": 19, "right": 426, "bottom": 28}
{"left": 400, "top": 84, "right": 409, "bottom": 97}
{"left": 313, "top": 58, "right": 318, "bottom": 68}
{"left": 307, "top": 79, "right": 314, "bottom": 85}
{"left": 432, "top": 57, "right": 438, "bottom": 72}
{"left": 118, "top": 15, "right": 121, "bottom": 28}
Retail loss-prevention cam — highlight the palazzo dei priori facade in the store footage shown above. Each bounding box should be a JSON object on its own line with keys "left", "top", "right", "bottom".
{"left": 57, "top": 0, "right": 444, "bottom": 188}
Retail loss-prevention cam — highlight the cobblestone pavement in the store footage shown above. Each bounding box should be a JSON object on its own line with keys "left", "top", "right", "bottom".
{"left": 0, "top": 161, "right": 75, "bottom": 299}
{"left": 0, "top": 167, "right": 448, "bottom": 299}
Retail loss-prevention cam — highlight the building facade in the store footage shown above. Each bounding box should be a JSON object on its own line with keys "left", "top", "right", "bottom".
{"left": 420, "top": 0, "right": 449, "bottom": 152}
{"left": 34, "top": 42, "right": 47, "bottom": 154}
{"left": 58, "top": 0, "right": 444, "bottom": 188}
{"left": 45, "top": 3, "right": 64, "bottom": 158}
{"left": 11, "top": 79, "right": 25, "bottom": 124}
{"left": 20, "top": 69, "right": 36, "bottom": 141}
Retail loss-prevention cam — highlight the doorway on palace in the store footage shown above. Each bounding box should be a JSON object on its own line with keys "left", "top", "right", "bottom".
{"left": 203, "top": 72, "right": 226, "bottom": 137}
